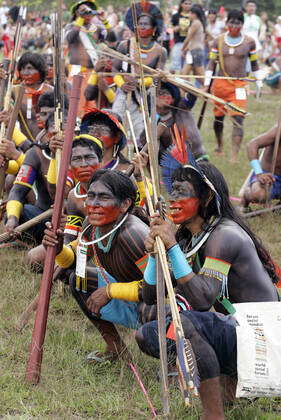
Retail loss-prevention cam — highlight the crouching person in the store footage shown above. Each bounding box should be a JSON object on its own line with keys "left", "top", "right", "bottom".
{"left": 43, "top": 169, "right": 149, "bottom": 361}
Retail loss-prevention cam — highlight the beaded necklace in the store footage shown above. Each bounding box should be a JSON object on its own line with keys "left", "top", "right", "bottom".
{"left": 93, "top": 226, "right": 118, "bottom": 253}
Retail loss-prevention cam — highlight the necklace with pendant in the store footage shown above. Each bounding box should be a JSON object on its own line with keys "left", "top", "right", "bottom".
{"left": 74, "top": 182, "right": 87, "bottom": 199}
{"left": 79, "top": 213, "right": 128, "bottom": 248}
{"left": 224, "top": 32, "right": 244, "bottom": 55}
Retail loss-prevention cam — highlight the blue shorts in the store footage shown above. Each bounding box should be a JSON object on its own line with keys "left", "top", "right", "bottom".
{"left": 249, "top": 172, "right": 281, "bottom": 199}
{"left": 190, "top": 48, "right": 204, "bottom": 67}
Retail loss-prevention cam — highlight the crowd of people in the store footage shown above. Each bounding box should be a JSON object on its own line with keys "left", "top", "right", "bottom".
{"left": 0, "top": 0, "right": 281, "bottom": 419}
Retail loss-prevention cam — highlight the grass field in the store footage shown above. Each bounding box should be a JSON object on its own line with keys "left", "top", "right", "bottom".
{"left": 1, "top": 92, "right": 281, "bottom": 419}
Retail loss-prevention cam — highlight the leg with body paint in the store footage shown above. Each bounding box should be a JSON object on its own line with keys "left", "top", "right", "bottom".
{"left": 213, "top": 116, "right": 225, "bottom": 154}
{"left": 69, "top": 270, "right": 127, "bottom": 359}
{"left": 231, "top": 115, "right": 244, "bottom": 163}
{"left": 136, "top": 311, "right": 238, "bottom": 419}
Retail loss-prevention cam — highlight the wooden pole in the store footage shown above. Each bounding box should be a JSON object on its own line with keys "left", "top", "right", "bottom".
{"left": 197, "top": 62, "right": 217, "bottom": 129}
{"left": 26, "top": 75, "right": 82, "bottom": 384}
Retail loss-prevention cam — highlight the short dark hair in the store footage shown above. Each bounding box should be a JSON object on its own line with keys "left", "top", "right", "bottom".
{"left": 8, "top": 6, "right": 20, "bottom": 23}
{"left": 38, "top": 91, "right": 69, "bottom": 110}
{"left": 17, "top": 52, "right": 47, "bottom": 83}
{"left": 89, "top": 169, "right": 137, "bottom": 211}
{"left": 106, "top": 30, "right": 117, "bottom": 43}
{"left": 72, "top": 137, "right": 103, "bottom": 162}
{"left": 227, "top": 9, "right": 244, "bottom": 24}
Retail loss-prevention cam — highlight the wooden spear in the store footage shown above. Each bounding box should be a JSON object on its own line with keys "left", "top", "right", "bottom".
{"left": 197, "top": 62, "right": 217, "bottom": 129}
{"left": 129, "top": 2, "right": 170, "bottom": 413}
{"left": 26, "top": 75, "right": 83, "bottom": 384}
{"left": 99, "top": 44, "right": 247, "bottom": 116}
{"left": 128, "top": 4, "right": 198, "bottom": 405}
{"left": 243, "top": 204, "right": 281, "bottom": 218}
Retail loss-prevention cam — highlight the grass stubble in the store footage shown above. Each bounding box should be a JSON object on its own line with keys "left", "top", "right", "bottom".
{"left": 0, "top": 94, "right": 281, "bottom": 419}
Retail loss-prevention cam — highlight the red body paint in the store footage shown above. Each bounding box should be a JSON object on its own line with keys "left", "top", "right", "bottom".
{"left": 72, "top": 164, "right": 100, "bottom": 183}
{"left": 170, "top": 197, "right": 200, "bottom": 224}
{"left": 100, "top": 135, "right": 118, "bottom": 149}
{"left": 227, "top": 26, "right": 241, "bottom": 37}
{"left": 138, "top": 28, "right": 154, "bottom": 38}
{"left": 86, "top": 204, "right": 122, "bottom": 226}
{"left": 20, "top": 71, "right": 41, "bottom": 86}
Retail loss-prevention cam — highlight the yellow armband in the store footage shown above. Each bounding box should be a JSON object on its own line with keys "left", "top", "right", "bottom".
{"left": 104, "top": 88, "right": 115, "bottom": 103}
{"left": 47, "top": 159, "right": 57, "bottom": 185}
{"left": 143, "top": 76, "right": 153, "bottom": 88}
{"left": 113, "top": 74, "right": 125, "bottom": 88}
{"left": 16, "top": 152, "right": 25, "bottom": 167}
{"left": 6, "top": 200, "right": 23, "bottom": 219}
{"left": 75, "top": 16, "right": 84, "bottom": 27}
{"left": 136, "top": 178, "right": 153, "bottom": 202}
{"left": 55, "top": 245, "right": 75, "bottom": 268}
{"left": 87, "top": 72, "right": 98, "bottom": 86}
{"left": 107, "top": 281, "right": 140, "bottom": 302}
{"left": 6, "top": 160, "right": 19, "bottom": 175}
{"left": 102, "top": 19, "right": 111, "bottom": 30}
{"left": 12, "top": 127, "right": 27, "bottom": 147}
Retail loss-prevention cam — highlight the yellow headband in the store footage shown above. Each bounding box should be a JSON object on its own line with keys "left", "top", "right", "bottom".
{"left": 73, "top": 134, "right": 103, "bottom": 151}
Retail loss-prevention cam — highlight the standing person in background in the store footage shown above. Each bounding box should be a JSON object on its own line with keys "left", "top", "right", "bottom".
{"left": 259, "top": 11, "right": 270, "bottom": 47}
{"left": 106, "top": 5, "right": 118, "bottom": 29}
{"left": 2, "top": 5, "right": 19, "bottom": 58}
{"left": 170, "top": 0, "right": 192, "bottom": 72}
{"left": 64, "top": 0, "right": 110, "bottom": 116}
{"left": 181, "top": 5, "right": 206, "bottom": 85}
{"left": 274, "top": 16, "right": 281, "bottom": 50}
{"left": 243, "top": 1, "right": 262, "bottom": 52}
{"left": 206, "top": 9, "right": 224, "bottom": 43}
{"left": 205, "top": 10, "right": 262, "bottom": 162}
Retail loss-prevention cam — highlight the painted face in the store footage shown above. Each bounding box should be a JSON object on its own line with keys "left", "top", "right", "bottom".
{"left": 19, "top": 63, "right": 41, "bottom": 86}
{"left": 85, "top": 180, "right": 123, "bottom": 227}
{"left": 71, "top": 145, "right": 100, "bottom": 182}
{"left": 227, "top": 19, "right": 243, "bottom": 37}
{"left": 37, "top": 106, "right": 55, "bottom": 129}
{"left": 169, "top": 180, "right": 200, "bottom": 224}
{"left": 88, "top": 123, "right": 118, "bottom": 149}
{"left": 77, "top": 4, "right": 94, "bottom": 23}
{"left": 137, "top": 15, "right": 154, "bottom": 38}
{"left": 156, "top": 88, "right": 174, "bottom": 115}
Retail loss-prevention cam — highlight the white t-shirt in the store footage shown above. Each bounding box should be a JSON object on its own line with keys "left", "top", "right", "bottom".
{"left": 243, "top": 14, "right": 262, "bottom": 50}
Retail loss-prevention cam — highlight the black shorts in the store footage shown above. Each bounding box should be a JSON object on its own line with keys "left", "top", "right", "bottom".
{"left": 140, "top": 310, "right": 237, "bottom": 377}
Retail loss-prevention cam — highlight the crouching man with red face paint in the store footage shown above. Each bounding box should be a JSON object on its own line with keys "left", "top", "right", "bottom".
{"left": 43, "top": 170, "right": 149, "bottom": 361}
{"left": 135, "top": 161, "right": 279, "bottom": 419}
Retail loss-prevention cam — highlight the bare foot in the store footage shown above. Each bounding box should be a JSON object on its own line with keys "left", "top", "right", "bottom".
{"left": 214, "top": 148, "right": 224, "bottom": 156}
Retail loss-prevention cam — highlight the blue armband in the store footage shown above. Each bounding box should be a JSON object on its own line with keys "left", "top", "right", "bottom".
{"left": 250, "top": 159, "right": 263, "bottom": 175}
{"left": 144, "top": 255, "right": 156, "bottom": 285}
{"left": 167, "top": 244, "right": 192, "bottom": 280}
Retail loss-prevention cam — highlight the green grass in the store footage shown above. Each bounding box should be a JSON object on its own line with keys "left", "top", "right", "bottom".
{"left": 1, "top": 93, "right": 281, "bottom": 419}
